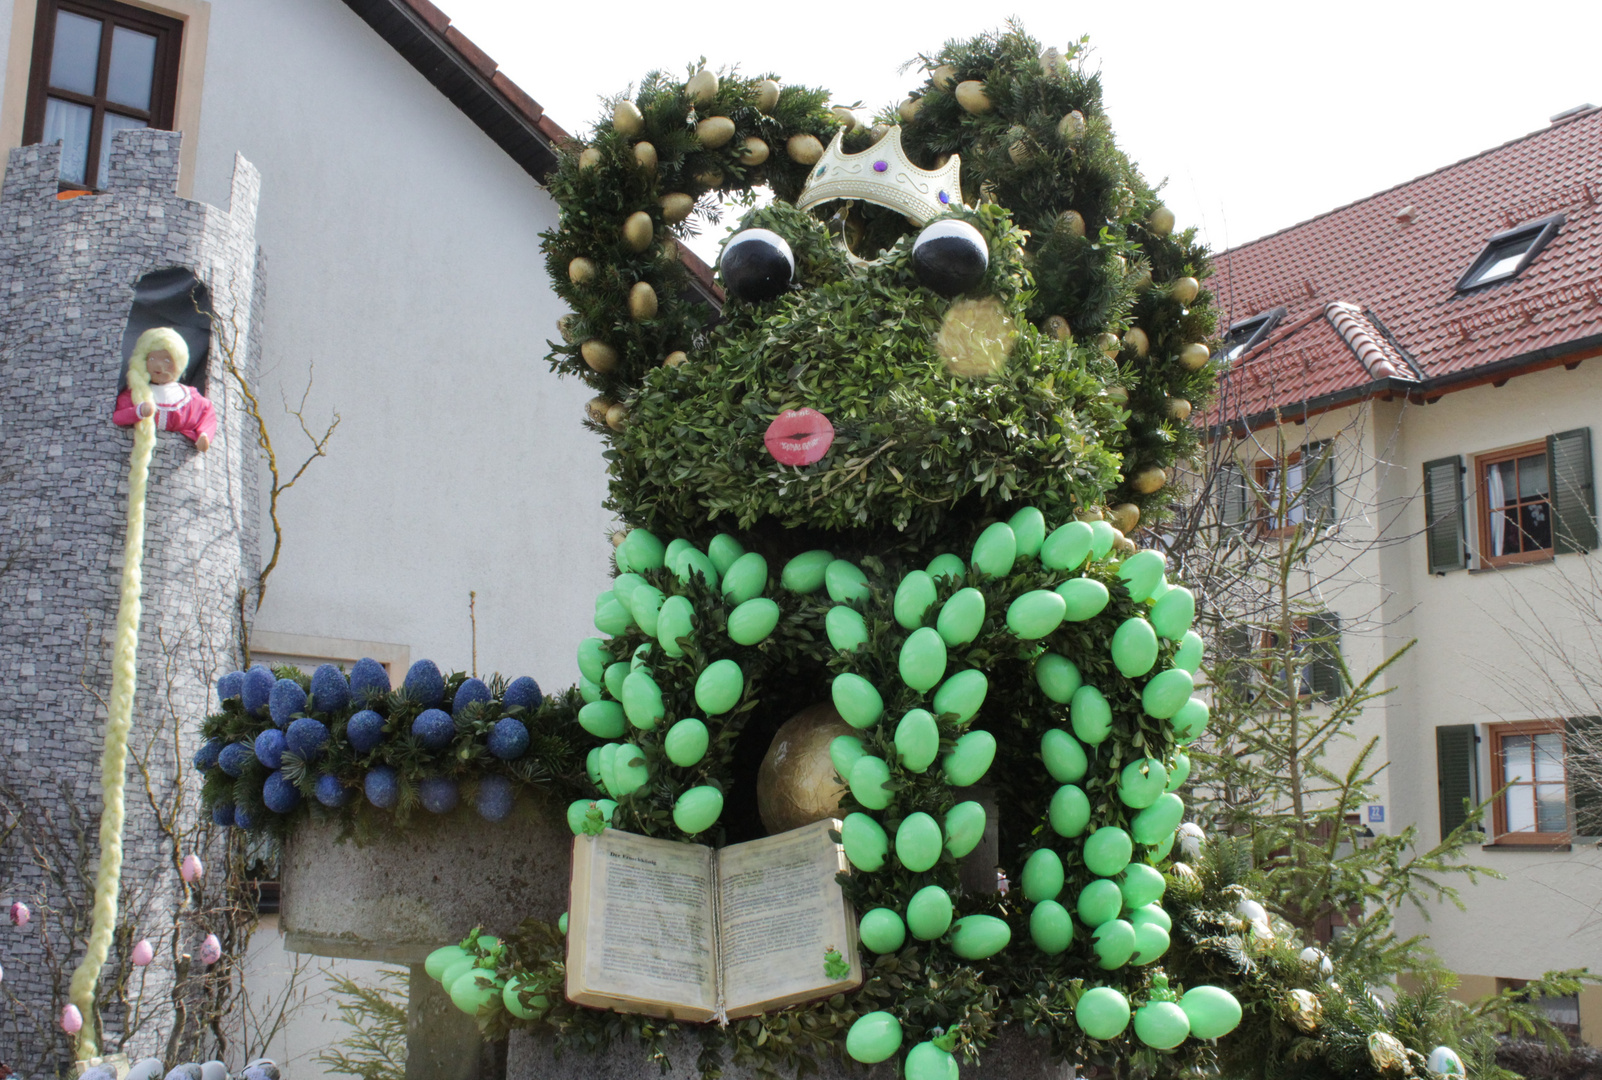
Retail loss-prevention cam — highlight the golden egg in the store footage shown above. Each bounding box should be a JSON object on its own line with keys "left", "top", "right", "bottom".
{"left": 955, "top": 81, "right": 992, "bottom": 114}
{"left": 634, "top": 141, "right": 658, "bottom": 173}
{"left": 663, "top": 350, "right": 688, "bottom": 368}
{"left": 931, "top": 64, "right": 957, "bottom": 89}
{"left": 697, "top": 116, "right": 736, "bottom": 149}
{"left": 787, "top": 134, "right": 824, "bottom": 164}
{"left": 1167, "top": 397, "right": 1192, "bottom": 422}
{"left": 1059, "top": 209, "right": 1087, "bottom": 238}
{"left": 622, "top": 211, "right": 654, "bottom": 252}
{"left": 578, "top": 147, "right": 602, "bottom": 170}
{"left": 1108, "top": 503, "right": 1141, "bottom": 533}
{"left": 1131, "top": 466, "right": 1168, "bottom": 494}
{"left": 585, "top": 396, "right": 612, "bottom": 424}
{"left": 686, "top": 69, "right": 718, "bottom": 106}
{"left": 613, "top": 100, "right": 644, "bottom": 137}
{"left": 755, "top": 79, "right": 781, "bottom": 113}
{"left": 660, "top": 192, "right": 694, "bottom": 224}
{"left": 1171, "top": 276, "right": 1201, "bottom": 305}
{"left": 1179, "top": 342, "right": 1211, "bottom": 370}
{"left": 899, "top": 96, "right": 923, "bottom": 122}
{"left": 1057, "top": 110, "right": 1086, "bottom": 141}
{"left": 1149, "top": 205, "right": 1175, "bottom": 236}
{"left": 756, "top": 703, "right": 855, "bottom": 835}
{"left": 1044, "top": 315, "right": 1072, "bottom": 342}
{"left": 567, "top": 257, "right": 597, "bottom": 285}
{"left": 628, "top": 282, "right": 658, "bottom": 321}
{"left": 738, "top": 137, "right": 770, "bottom": 165}
{"left": 580, "top": 340, "right": 618, "bottom": 373}
{"left": 1124, "top": 326, "right": 1150, "bottom": 357}
{"left": 604, "top": 403, "right": 628, "bottom": 432}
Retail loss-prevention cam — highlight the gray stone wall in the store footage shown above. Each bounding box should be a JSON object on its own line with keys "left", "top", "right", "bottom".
{"left": 0, "top": 130, "right": 260, "bottom": 1074}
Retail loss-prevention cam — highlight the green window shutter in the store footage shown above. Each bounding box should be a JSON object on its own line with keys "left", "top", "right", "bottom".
{"left": 1305, "top": 611, "right": 1343, "bottom": 701}
{"left": 1304, "top": 440, "right": 1337, "bottom": 527}
{"left": 1216, "top": 624, "right": 1255, "bottom": 698}
{"left": 1220, "top": 463, "right": 1248, "bottom": 526}
{"left": 1547, "top": 428, "right": 1597, "bottom": 554}
{"left": 1423, "top": 455, "right": 1467, "bottom": 573}
{"left": 1565, "top": 716, "right": 1602, "bottom": 835}
{"left": 1436, "top": 724, "right": 1480, "bottom": 839}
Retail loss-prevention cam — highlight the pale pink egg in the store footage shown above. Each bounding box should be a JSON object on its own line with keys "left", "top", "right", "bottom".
{"left": 180, "top": 854, "right": 204, "bottom": 882}
{"left": 61, "top": 1003, "right": 82, "bottom": 1033}
{"left": 199, "top": 933, "right": 222, "bottom": 964}
{"left": 132, "top": 938, "right": 154, "bottom": 966}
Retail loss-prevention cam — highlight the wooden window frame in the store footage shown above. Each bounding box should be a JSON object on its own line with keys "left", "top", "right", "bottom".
{"left": 21, "top": 0, "right": 183, "bottom": 191}
{"left": 1474, "top": 441, "right": 1554, "bottom": 568}
{"left": 1254, "top": 450, "right": 1308, "bottom": 538}
{"left": 1487, "top": 720, "right": 1570, "bottom": 845}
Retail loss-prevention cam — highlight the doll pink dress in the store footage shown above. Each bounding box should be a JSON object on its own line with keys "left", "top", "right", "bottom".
{"left": 113, "top": 382, "right": 216, "bottom": 445}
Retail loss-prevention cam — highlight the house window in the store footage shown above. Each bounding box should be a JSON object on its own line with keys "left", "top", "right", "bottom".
{"left": 22, "top": 0, "right": 183, "bottom": 190}
{"left": 1496, "top": 979, "right": 1582, "bottom": 1041}
{"left": 1488, "top": 721, "right": 1568, "bottom": 843}
{"left": 1455, "top": 215, "right": 1563, "bottom": 292}
{"left": 1218, "top": 306, "right": 1286, "bottom": 362}
{"left": 1247, "top": 440, "right": 1336, "bottom": 536}
{"left": 1476, "top": 442, "right": 1553, "bottom": 566}
{"left": 1256, "top": 612, "right": 1343, "bottom": 703}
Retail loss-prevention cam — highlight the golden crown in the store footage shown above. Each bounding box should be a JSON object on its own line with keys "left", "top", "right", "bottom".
{"left": 797, "top": 127, "right": 964, "bottom": 225}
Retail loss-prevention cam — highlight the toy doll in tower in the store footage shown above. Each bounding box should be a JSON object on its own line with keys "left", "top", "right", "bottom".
{"left": 112, "top": 326, "right": 216, "bottom": 450}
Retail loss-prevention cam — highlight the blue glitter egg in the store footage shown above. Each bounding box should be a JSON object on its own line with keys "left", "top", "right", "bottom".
{"left": 476, "top": 775, "right": 515, "bottom": 821}
{"left": 210, "top": 802, "right": 235, "bottom": 827}
{"left": 262, "top": 770, "right": 300, "bottom": 814}
{"left": 314, "top": 774, "right": 349, "bottom": 807}
{"left": 253, "top": 728, "right": 286, "bottom": 770}
{"left": 411, "top": 708, "right": 454, "bottom": 751}
{"left": 309, "top": 664, "right": 350, "bottom": 713}
{"left": 217, "top": 671, "right": 244, "bottom": 701}
{"left": 346, "top": 710, "right": 386, "bottom": 753}
{"left": 193, "top": 737, "right": 224, "bottom": 771}
{"left": 286, "top": 717, "right": 330, "bottom": 761}
{"left": 349, "top": 657, "right": 391, "bottom": 704}
{"left": 487, "top": 717, "right": 529, "bottom": 761}
{"left": 419, "top": 776, "right": 459, "bottom": 814}
{"left": 364, "top": 766, "right": 400, "bottom": 808}
{"left": 217, "top": 742, "right": 253, "bottom": 777}
{"left": 268, "top": 679, "right": 307, "bottom": 728}
{"left": 452, "top": 677, "right": 492, "bottom": 716}
{"left": 403, "top": 659, "right": 445, "bottom": 707}
{"left": 241, "top": 665, "right": 275, "bottom": 715}
{"left": 503, "top": 676, "right": 543, "bottom": 711}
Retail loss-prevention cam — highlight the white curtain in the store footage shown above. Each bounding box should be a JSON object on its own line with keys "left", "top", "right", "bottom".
{"left": 1487, "top": 464, "right": 1507, "bottom": 555}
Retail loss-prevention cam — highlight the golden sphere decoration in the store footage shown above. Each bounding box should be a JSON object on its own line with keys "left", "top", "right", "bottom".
{"left": 755, "top": 79, "right": 781, "bottom": 113}
{"left": 578, "top": 147, "right": 602, "bottom": 170}
{"left": 686, "top": 68, "right": 718, "bottom": 106}
{"left": 1178, "top": 342, "right": 1211, "bottom": 371}
{"left": 1171, "top": 276, "right": 1200, "bottom": 305}
{"left": 1131, "top": 465, "right": 1168, "bottom": 494}
{"left": 613, "top": 100, "right": 644, "bottom": 137}
{"left": 1167, "top": 397, "right": 1193, "bottom": 422}
{"left": 585, "top": 396, "right": 612, "bottom": 424}
{"left": 787, "top": 134, "right": 824, "bottom": 164}
{"left": 1096, "top": 332, "right": 1121, "bottom": 357}
{"left": 628, "top": 282, "right": 658, "bottom": 321}
{"left": 660, "top": 192, "right": 694, "bottom": 224}
{"left": 622, "top": 211, "right": 654, "bottom": 252}
{"left": 738, "top": 137, "right": 770, "bottom": 165}
{"left": 756, "top": 703, "right": 855, "bottom": 835}
{"left": 1044, "top": 315, "right": 1072, "bottom": 342}
{"left": 567, "top": 257, "right": 597, "bottom": 285}
{"left": 1059, "top": 209, "right": 1087, "bottom": 238}
{"left": 663, "top": 350, "right": 688, "bottom": 368}
{"left": 697, "top": 116, "right": 736, "bottom": 149}
{"left": 580, "top": 340, "right": 619, "bottom": 374}
{"left": 634, "top": 141, "right": 658, "bottom": 173}
{"left": 1149, "top": 204, "right": 1176, "bottom": 236}
{"left": 1108, "top": 502, "right": 1141, "bottom": 533}
{"left": 1057, "top": 109, "right": 1087, "bottom": 141}
{"left": 955, "top": 80, "right": 993, "bottom": 114}
{"left": 604, "top": 403, "right": 628, "bottom": 432}
{"left": 898, "top": 96, "right": 923, "bottom": 122}
{"left": 1124, "top": 326, "right": 1150, "bottom": 357}
{"left": 829, "top": 105, "right": 861, "bottom": 130}
{"left": 930, "top": 63, "right": 957, "bottom": 89}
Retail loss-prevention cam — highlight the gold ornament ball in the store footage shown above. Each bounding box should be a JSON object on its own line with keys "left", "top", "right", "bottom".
{"left": 628, "top": 282, "right": 658, "bottom": 321}
{"left": 1124, "top": 326, "right": 1150, "bottom": 357}
{"left": 613, "top": 100, "right": 644, "bottom": 137}
{"left": 898, "top": 96, "right": 923, "bottom": 122}
{"left": 787, "top": 134, "right": 824, "bottom": 165}
{"left": 930, "top": 63, "right": 957, "bottom": 89}
{"left": 1171, "top": 276, "right": 1201, "bottom": 305}
{"left": 1108, "top": 502, "right": 1140, "bottom": 533}
{"left": 756, "top": 703, "right": 854, "bottom": 835}
{"left": 622, "top": 211, "right": 654, "bottom": 252}
{"left": 755, "top": 79, "right": 781, "bottom": 113}
{"left": 580, "top": 340, "right": 618, "bottom": 374}
{"left": 604, "top": 403, "right": 628, "bottom": 432}
{"left": 1057, "top": 109, "right": 1087, "bottom": 142}
{"left": 697, "top": 116, "right": 736, "bottom": 149}
{"left": 567, "top": 257, "right": 597, "bottom": 285}
{"left": 660, "top": 192, "right": 694, "bottom": 224}
{"left": 1167, "top": 397, "right": 1193, "bottom": 422}
{"left": 578, "top": 147, "right": 602, "bottom": 170}
{"left": 634, "top": 141, "right": 658, "bottom": 173}
{"left": 1178, "top": 342, "right": 1211, "bottom": 371}
{"left": 686, "top": 68, "right": 718, "bottom": 106}
{"left": 829, "top": 105, "right": 860, "bottom": 131}
{"left": 738, "top": 137, "right": 770, "bottom": 165}
{"left": 955, "top": 80, "right": 993, "bottom": 114}
{"left": 663, "top": 350, "right": 688, "bottom": 368}
{"left": 1131, "top": 465, "right": 1168, "bottom": 494}
{"left": 1149, "top": 204, "right": 1175, "bottom": 236}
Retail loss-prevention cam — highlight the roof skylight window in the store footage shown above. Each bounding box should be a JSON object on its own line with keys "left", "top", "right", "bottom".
{"left": 1456, "top": 214, "right": 1563, "bottom": 292}
{"left": 1219, "top": 306, "right": 1286, "bottom": 362}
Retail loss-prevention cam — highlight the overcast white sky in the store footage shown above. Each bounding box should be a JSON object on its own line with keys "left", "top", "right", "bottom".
{"left": 439, "top": 0, "right": 1598, "bottom": 263}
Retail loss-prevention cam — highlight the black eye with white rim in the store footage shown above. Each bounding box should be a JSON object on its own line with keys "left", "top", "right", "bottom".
{"left": 912, "top": 219, "right": 989, "bottom": 298}
{"left": 720, "top": 228, "right": 795, "bottom": 303}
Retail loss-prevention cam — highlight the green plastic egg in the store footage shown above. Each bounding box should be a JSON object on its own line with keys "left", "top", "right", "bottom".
{"left": 1009, "top": 505, "right": 1047, "bottom": 558}
{"left": 1041, "top": 728, "right": 1088, "bottom": 783}
{"left": 629, "top": 585, "right": 665, "bottom": 637}
{"left": 832, "top": 673, "right": 885, "bottom": 729}
{"left": 899, "top": 627, "right": 948, "bottom": 692}
{"left": 942, "top": 729, "right": 996, "bottom": 787}
{"left": 1057, "top": 577, "right": 1111, "bottom": 621}
{"left": 425, "top": 944, "right": 471, "bottom": 981}
{"left": 895, "top": 812, "right": 943, "bottom": 872}
{"left": 603, "top": 661, "right": 630, "bottom": 700}
{"left": 1132, "top": 792, "right": 1186, "bottom": 845}
{"left": 1076, "top": 985, "right": 1131, "bottom": 1040}
{"left": 826, "top": 605, "right": 869, "bottom": 652}
{"left": 558, "top": 912, "right": 568, "bottom": 934}
{"left": 1120, "top": 863, "right": 1167, "bottom": 907}
{"left": 622, "top": 528, "right": 665, "bottom": 571}
{"left": 597, "top": 743, "right": 620, "bottom": 794}
{"left": 841, "top": 812, "right": 888, "bottom": 871}
{"left": 1148, "top": 577, "right": 1173, "bottom": 602}
{"left": 943, "top": 801, "right": 986, "bottom": 858}
{"left": 1181, "top": 985, "right": 1243, "bottom": 1039}
{"left": 585, "top": 748, "right": 602, "bottom": 786}
{"left": 1070, "top": 685, "right": 1112, "bottom": 745}
{"left": 1049, "top": 784, "right": 1091, "bottom": 838}
{"left": 594, "top": 596, "right": 631, "bottom": 636}
{"left": 631, "top": 642, "right": 654, "bottom": 670}
{"left": 1132, "top": 921, "right": 1170, "bottom": 965}
{"left": 1093, "top": 919, "right": 1136, "bottom": 969}
{"left": 926, "top": 552, "right": 967, "bottom": 582}
{"left": 721, "top": 552, "right": 769, "bottom": 605}
{"left": 502, "top": 973, "right": 548, "bottom": 1020}
{"left": 674, "top": 548, "right": 719, "bottom": 590}
{"left": 1142, "top": 668, "right": 1194, "bottom": 720}
{"left": 1076, "top": 879, "right": 1123, "bottom": 927}
{"left": 1007, "top": 589, "right": 1068, "bottom": 639}
{"left": 1089, "top": 519, "right": 1118, "bottom": 560}
{"left": 1174, "top": 629, "right": 1205, "bottom": 674}
{"left": 1171, "top": 697, "right": 1210, "bottom": 743}
{"left": 971, "top": 521, "right": 1018, "bottom": 579}
{"left": 579, "top": 677, "right": 602, "bottom": 703}
{"left": 933, "top": 669, "right": 988, "bottom": 723}
{"left": 950, "top": 914, "right": 1012, "bottom": 959}
{"left": 577, "top": 638, "right": 610, "bottom": 685}
{"left": 1042, "top": 520, "right": 1094, "bottom": 570}
{"left": 610, "top": 744, "right": 649, "bottom": 796}
{"left": 664, "top": 718, "right": 709, "bottom": 767}
{"left": 894, "top": 709, "right": 940, "bottom": 773}
{"left": 1084, "top": 826, "right": 1134, "bottom": 877}
{"left": 664, "top": 538, "right": 692, "bottom": 566}
{"left": 621, "top": 670, "right": 664, "bottom": 730}
{"left": 859, "top": 907, "right": 907, "bottom": 953}
{"left": 1150, "top": 832, "right": 1176, "bottom": 861}
{"left": 672, "top": 785, "right": 723, "bottom": 834}
{"left": 1117, "top": 549, "right": 1167, "bottom": 603}
{"left": 578, "top": 700, "right": 627, "bottom": 738}
{"left": 1119, "top": 758, "right": 1168, "bottom": 809}
{"left": 1035, "top": 653, "right": 1082, "bottom": 704}
{"left": 611, "top": 574, "right": 646, "bottom": 607}
{"left": 708, "top": 533, "right": 745, "bottom": 576}
{"left": 906, "top": 885, "right": 953, "bottom": 940}
{"left": 935, "top": 587, "right": 986, "bottom": 647}
{"left": 440, "top": 954, "right": 479, "bottom": 992}
{"left": 1030, "top": 900, "right": 1074, "bottom": 954}
{"left": 1135, "top": 1001, "right": 1190, "bottom": 1049}
{"left": 1167, "top": 752, "right": 1191, "bottom": 791}
{"left": 694, "top": 659, "right": 744, "bottom": 715}
{"left": 829, "top": 735, "right": 866, "bottom": 780}
{"left": 728, "top": 597, "right": 781, "bottom": 645}
{"left": 1151, "top": 586, "right": 1196, "bottom": 640}
{"left": 845, "top": 1011, "right": 903, "bottom": 1064}
{"left": 1111, "top": 617, "right": 1160, "bottom": 678}
{"left": 781, "top": 549, "right": 834, "bottom": 593}
{"left": 825, "top": 559, "right": 870, "bottom": 603}
{"left": 905, "top": 1041, "right": 958, "bottom": 1080}
{"left": 450, "top": 969, "right": 503, "bottom": 1016}
{"left": 849, "top": 755, "right": 893, "bottom": 810}
{"left": 1129, "top": 903, "right": 1172, "bottom": 932}
{"left": 656, "top": 595, "right": 695, "bottom": 657}
{"left": 894, "top": 570, "right": 938, "bottom": 629}
{"left": 1020, "top": 848, "right": 1065, "bottom": 902}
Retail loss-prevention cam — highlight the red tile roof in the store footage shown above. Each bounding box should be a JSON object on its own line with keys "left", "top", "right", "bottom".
{"left": 1209, "top": 106, "right": 1602, "bottom": 428}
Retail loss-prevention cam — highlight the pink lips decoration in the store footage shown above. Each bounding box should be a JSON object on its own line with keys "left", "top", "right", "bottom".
{"left": 764, "top": 408, "right": 835, "bottom": 466}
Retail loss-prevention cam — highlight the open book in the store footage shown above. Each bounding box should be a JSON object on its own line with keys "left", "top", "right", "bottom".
{"left": 565, "top": 818, "right": 862, "bottom": 1022}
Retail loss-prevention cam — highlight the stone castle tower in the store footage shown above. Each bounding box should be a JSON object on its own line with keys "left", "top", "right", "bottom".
{"left": 0, "top": 129, "right": 260, "bottom": 1070}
